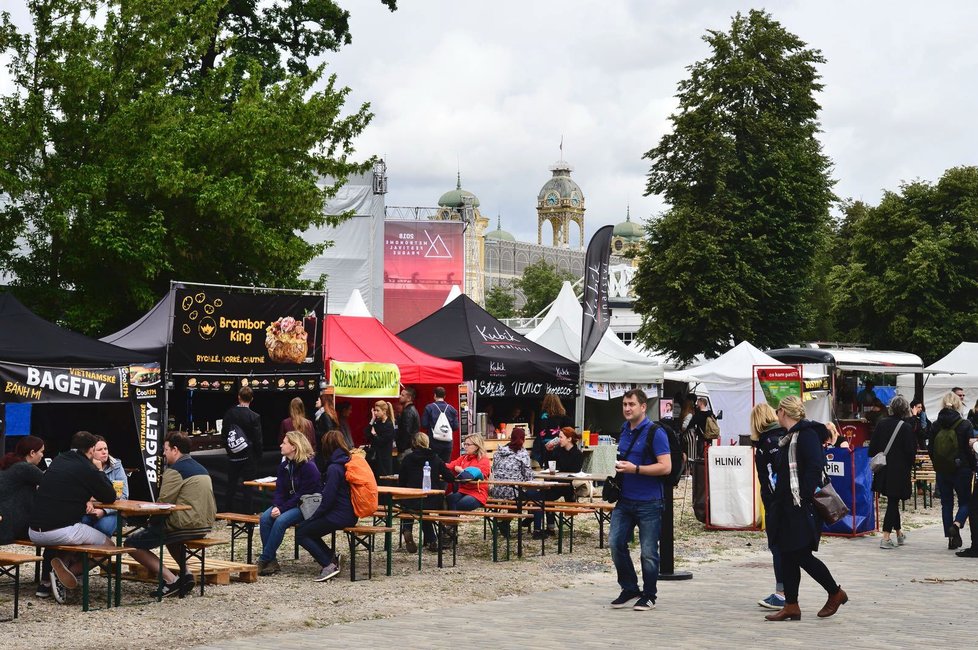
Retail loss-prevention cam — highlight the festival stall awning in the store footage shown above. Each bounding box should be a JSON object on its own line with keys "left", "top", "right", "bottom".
{"left": 398, "top": 293, "right": 578, "bottom": 398}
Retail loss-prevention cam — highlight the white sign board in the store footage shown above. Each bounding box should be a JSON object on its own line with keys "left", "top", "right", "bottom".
{"left": 707, "top": 446, "right": 759, "bottom": 528}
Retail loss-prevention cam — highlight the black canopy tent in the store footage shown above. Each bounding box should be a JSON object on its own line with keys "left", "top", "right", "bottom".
{"left": 0, "top": 293, "right": 163, "bottom": 498}
{"left": 398, "top": 294, "right": 579, "bottom": 399}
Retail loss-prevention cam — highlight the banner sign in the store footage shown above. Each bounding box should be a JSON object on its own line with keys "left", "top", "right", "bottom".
{"left": 581, "top": 225, "right": 614, "bottom": 364}
{"left": 706, "top": 446, "right": 759, "bottom": 528}
{"left": 383, "top": 220, "right": 464, "bottom": 334}
{"left": 475, "top": 379, "right": 576, "bottom": 399}
{"left": 1, "top": 361, "right": 165, "bottom": 497}
{"left": 756, "top": 366, "right": 803, "bottom": 408}
{"left": 170, "top": 288, "right": 324, "bottom": 374}
{"left": 329, "top": 361, "right": 401, "bottom": 398}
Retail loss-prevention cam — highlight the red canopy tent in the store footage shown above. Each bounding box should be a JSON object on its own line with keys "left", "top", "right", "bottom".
{"left": 323, "top": 315, "right": 463, "bottom": 448}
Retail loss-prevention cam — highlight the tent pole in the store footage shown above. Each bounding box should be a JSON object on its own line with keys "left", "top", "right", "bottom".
{"left": 575, "top": 362, "right": 585, "bottom": 430}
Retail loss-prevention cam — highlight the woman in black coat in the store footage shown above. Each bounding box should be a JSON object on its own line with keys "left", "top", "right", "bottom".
{"left": 868, "top": 396, "right": 916, "bottom": 549}
{"left": 750, "top": 403, "right": 786, "bottom": 610}
{"left": 764, "top": 395, "right": 846, "bottom": 622}
{"left": 365, "top": 400, "right": 396, "bottom": 479}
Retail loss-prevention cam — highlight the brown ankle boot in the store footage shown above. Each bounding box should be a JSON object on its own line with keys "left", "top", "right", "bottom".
{"left": 817, "top": 588, "right": 848, "bottom": 617}
{"left": 764, "top": 603, "right": 801, "bottom": 621}
{"left": 402, "top": 530, "right": 418, "bottom": 553}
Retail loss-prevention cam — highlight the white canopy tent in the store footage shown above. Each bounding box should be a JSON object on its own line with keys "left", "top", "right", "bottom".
{"left": 525, "top": 282, "right": 664, "bottom": 384}
{"left": 897, "top": 342, "right": 976, "bottom": 415}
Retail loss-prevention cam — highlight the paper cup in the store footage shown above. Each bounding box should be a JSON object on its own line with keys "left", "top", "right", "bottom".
{"left": 547, "top": 461, "right": 557, "bottom": 473}
{"left": 113, "top": 480, "right": 124, "bottom": 498}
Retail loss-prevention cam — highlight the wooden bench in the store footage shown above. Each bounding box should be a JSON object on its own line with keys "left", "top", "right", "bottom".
{"left": 16, "top": 541, "right": 134, "bottom": 611}
{"left": 342, "top": 525, "right": 395, "bottom": 581}
{"left": 913, "top": 455, "right": 936, "bottom": 509}
{"left": 0, "top": 551, "right": 43, "bottom": 620}
{"left": 182, "top": 538, "right": 229, "bottom": 596}
{"left": 215, "top": 513, "right": 261, "bottom": 563}
{"left": 396, "top": 514, "right": 476, "bottom": 568}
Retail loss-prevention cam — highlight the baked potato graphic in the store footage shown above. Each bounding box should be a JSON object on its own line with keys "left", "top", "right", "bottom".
{"left": 265, "top": 316, "right": 307, "bottom": 364}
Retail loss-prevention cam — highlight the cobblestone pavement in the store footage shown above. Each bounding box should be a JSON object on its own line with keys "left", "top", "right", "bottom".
{"left": 196, "top": 521, "right": 975, "bottom": 649}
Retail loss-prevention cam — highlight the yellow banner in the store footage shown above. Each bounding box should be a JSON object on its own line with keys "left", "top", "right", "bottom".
{"left": 329, "top": 361, "right": 401, "bottom": 398}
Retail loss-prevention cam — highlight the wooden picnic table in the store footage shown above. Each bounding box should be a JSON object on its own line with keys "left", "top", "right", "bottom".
{"left": 377, "top": 485, "right": 446, "bottom": 575}
{"left": 532, "top": 471, "right": 604, "bottom": 482}
{"left": 473, "top": 479, "right": 563, "bottom": 557}
{"left": 93, "top": 499, "right": 192, "bottom": 605}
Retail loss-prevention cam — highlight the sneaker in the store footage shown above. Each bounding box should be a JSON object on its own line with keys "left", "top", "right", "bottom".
{"left": 955, "top": 547, "right": 978, "bottom": 558}
{"left": 259, "top": 560, "right": 280, "bottom": 576}
{"left": 314, "top": 563, "right": 340, "bottom": 582}
{"left": 178, "top": 573, "right": 196, "bottom": 596}
{"left": 879, "top": 538, "right": 897, "bottom": 550}
{"left": 49, "top": 573, "right": 67, "bottom": 605}
{"left": 610, "top": 590, "right": 641, "bottom": 608}
{"left": 35, "top": 583, "right": 52, "bottom": 599}
{"left": 255, "top": 558, "right": 269, "bottom": 572}
{"left": 52, "top": 557, "right": 78, "bottom": 590}
{"left": 758, "top": 593, "right": 786, "bottom": 610}
{"left": 531, "top": 530, "right": 546, "bottom": 540}
{"left": 151, "top": 578, "right": 184, "bottom": 599}
{"left": 896, "top": 532, "right": 906, "bottom": 546}
{"left": 633, "top": 595, "right": 656, "bottom": 611}
{"left": 949, "top": 525, "right": 963, "bottom": 549}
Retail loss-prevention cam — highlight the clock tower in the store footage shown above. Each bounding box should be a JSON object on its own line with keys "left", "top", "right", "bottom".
{"left": 536, "top": 158, "right": 585, "bottom": 249}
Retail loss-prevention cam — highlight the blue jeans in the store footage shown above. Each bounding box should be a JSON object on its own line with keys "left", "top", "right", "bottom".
{"left": 937, "top": 468, "right": 972, "bottom": 534}
{"left": 610, "top": 498, "right": 664, "bottom": 600}
{"left": 81, "top": 513, "right": 119, "bottom": 539}
{"left": 258, "top": 506, "right": 304, "bottom": 563}
{"left": 446, "top": 492, "right": 481, "bottom": 512}
{"left": 295, "top": 511, "right": 356, "bottom": 568}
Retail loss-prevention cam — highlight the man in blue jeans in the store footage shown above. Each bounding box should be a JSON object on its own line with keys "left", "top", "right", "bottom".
{"left": 609, "top": 388, "right": 671, "bottom": 611}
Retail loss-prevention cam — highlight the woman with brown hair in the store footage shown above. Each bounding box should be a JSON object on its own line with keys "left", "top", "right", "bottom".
{"left": 750, "top": 403, "right": 786, "bottom": 610}
{"left": 295, "top": 430, "right": 357, "bottom": 582}
{"left": 0, "top": 435, "right": 45, "bottom": 545}
{"left": 764, "top": 395, "right": 847, "bottom": 621}
{"left": 314, "top": 391, "right": 339, "bottom": 440}
{"left": 365, "top": 400, "right": 396, "bottom": 478}
{"left": 530, "top": 427, "right": 583, "bottom": 538}
{"left": 532, "top": 393, "right": 570, "bottom": 468}
{"left": 280, "top": 397, "right": 316, "bottom": 451}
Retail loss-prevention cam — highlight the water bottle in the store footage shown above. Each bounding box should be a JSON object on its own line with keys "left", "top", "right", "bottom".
{"left": 422, "top": 461, "right": 431, "bottom": 491}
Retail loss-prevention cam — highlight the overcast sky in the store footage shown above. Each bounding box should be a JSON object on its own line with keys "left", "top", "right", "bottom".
{"left": 4, "top": 2, "right": 977, "bottom": 245}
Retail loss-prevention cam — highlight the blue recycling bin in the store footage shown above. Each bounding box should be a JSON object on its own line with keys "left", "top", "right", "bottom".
{"left": 822, "top": 446, "right": 876, "bottom": 535}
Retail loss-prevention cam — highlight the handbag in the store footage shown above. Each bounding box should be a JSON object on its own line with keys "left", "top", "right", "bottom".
{"left": 601, "top": 426, "right": 644, "bottom": 503}
{"left": 870, "top": 421, "right": 903, "bottom": 474}
{"left": 299, "top": 493, "right": 322, "bottom": 519}
{"left": 813, "top": 471, "right": 849, "bottom": 525}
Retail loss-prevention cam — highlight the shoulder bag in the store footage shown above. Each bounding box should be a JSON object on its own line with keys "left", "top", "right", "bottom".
{"left": 813, "top": 470, "right": 849, "bottom": 525}
{"left": 870, "top": 421, "right": 903, "bottom": 474}
{"left": 299, "top": 493, "right": 322, "bottom": 519}
{"left": 601, "top": 425, "right": 644, "bottom": 503}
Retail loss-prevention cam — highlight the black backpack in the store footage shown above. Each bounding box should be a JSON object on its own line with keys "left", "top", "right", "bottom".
{"left": 647, "top": 420, "right": 685, "bottom": 487}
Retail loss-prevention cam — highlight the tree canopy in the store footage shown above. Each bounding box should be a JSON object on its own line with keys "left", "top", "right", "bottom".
{"left": 0, "top": 0, "right": 395, "bottom": 334}
{"left": 828, "top": 166, "right": 978, "bottom": 362}
{"left": 633, "top": 9, "right": 835, "bottom": 364}
{"left": 515, "top": 260, "right": 575, "bottom": 318}
{"left": 484, "top": 283, "right": 516, "bottom": 320}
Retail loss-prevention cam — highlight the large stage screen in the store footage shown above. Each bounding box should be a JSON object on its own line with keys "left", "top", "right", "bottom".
{"left": 383, "top": 220, "right": 464, "bottom": 333}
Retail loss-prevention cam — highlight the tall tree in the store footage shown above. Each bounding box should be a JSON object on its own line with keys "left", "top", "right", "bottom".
{"left": 515, "top": 260, "right": 575, "bottom": 318}
{"left": 633, "top": 9, "right": 835, "bottom": 364}
{"left": 484, "top": 283, "right": 516, "bottom": 320}
{"left": 828, "top": 166, "right": 978, "bottom": 362}
{"left": 0, "top": 0, "right": 395, "bottom": 334}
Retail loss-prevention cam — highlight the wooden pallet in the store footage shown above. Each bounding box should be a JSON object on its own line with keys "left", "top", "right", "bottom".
{"left": 112, "top": 554, "right": 258, "bottom": 585}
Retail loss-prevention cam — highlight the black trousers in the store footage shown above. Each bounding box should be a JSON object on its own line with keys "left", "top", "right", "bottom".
{"left": 882, "top": 496, "right": 902, "bottom": 533}
{"left": 781, "top": 547, "right": 839, "bottom": 605}
{"left": 968, "top": 475, "right": 978, "bottom": 545}
{"left": 225, "top": 456, "right": 258, "bottom": 514}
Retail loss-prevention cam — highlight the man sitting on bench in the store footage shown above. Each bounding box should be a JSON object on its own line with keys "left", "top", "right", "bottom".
{"left": 126, "top": 432, "right": 217, "bottom": 598}
{"left": 28, "top": 430, "right": 117, "bottom": 603}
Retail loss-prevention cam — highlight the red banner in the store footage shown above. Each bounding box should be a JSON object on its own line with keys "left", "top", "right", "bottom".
{"left": 383, "top": 220, "right": 464, "bottom": 333}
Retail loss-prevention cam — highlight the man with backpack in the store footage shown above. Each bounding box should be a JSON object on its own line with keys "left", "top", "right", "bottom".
{"left": 609, "top": 389, "right": 672, "bottom": 612}
{"left": 928, "top": 390, "right": 975, "bottom": 552}
{"left": 222, "top": 387, "right": 263, "bottom": 514}
{"left": 422, "top": 386, "right": 458, "bottom": 463}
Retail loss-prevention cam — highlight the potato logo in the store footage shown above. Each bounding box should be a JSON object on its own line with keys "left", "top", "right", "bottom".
{"left": 181, "top": 295, "right": 194, "bottom": 311}
{"left": 198, "top": 316, "right": 217, "bottom": 340}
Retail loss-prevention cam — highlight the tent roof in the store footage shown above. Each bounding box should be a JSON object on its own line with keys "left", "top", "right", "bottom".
{"left": 100, "top": 292, "right": 172, "bottom": 358}
{"left": 0, "top": 293, "right": 156, "bottom": 365}
{"left": 667, "top": 341, "right": 784, "bottom": 386}
{"left": 398, "top": 293, "right": 578, "bottom": 384}
{"left": 525, "top": 282, "right": 662, "bottom": 383}
{"left": 925, "top": 342, "right": 978, "bottom": 373}
{"left": 325, "top": 314, "right": 462, "bottom": 385}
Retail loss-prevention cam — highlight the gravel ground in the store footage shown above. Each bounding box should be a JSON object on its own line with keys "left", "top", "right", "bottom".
{"left": 1, "top": 482, "right": 940, "bottom": 649}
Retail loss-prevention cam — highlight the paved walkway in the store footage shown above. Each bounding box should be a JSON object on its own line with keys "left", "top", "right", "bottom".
{"left": 196, "top": 522, "right": 975, "bottom": 648}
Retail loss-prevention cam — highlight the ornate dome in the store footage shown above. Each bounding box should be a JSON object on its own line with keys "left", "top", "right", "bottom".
{"left": 613, "top": 209, "right": 643, "bottom": 241}
{"left": 484, "top": 215, "right": 515, "bottom": 242}
{"left": 537, "top": 160, "right": 584, "bottom": 208}
{"left": 438, "top": 172, "right": 481, "bottom": 208}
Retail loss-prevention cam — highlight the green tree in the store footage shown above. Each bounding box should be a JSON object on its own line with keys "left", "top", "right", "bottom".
{"left": 633, "top": 9, "right": 835, "bottom": 364}
{"left": 515, "top": 259, "right": 575, "bottom": 318}
{"left": 484, "top": 283, "right": 516, "bottom": 320}
{"left": 828, "top": 166, "right": 978, "bottom": 362}
{"left": 0, "top": 0, "right": 395, "bottom": 334}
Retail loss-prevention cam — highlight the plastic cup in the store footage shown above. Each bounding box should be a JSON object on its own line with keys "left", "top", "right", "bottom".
{"left": 548, "top": 461, "right": 557, "bottom": 474}
{"left": 113, "top": 480, "right": 124, "bottom": 498}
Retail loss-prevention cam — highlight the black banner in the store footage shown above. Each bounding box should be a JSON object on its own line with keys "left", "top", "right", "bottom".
{"left": 475, "top": 379, "right": 577, "bottom": 399}
{"left": 581, "top": 225, "right": 614, "bottom": 364}
{"left": 0, "top": 361, "right": 165, "bottom": 497}
{"left": 170, "top": 288, "right": 324, "bottom": 374}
